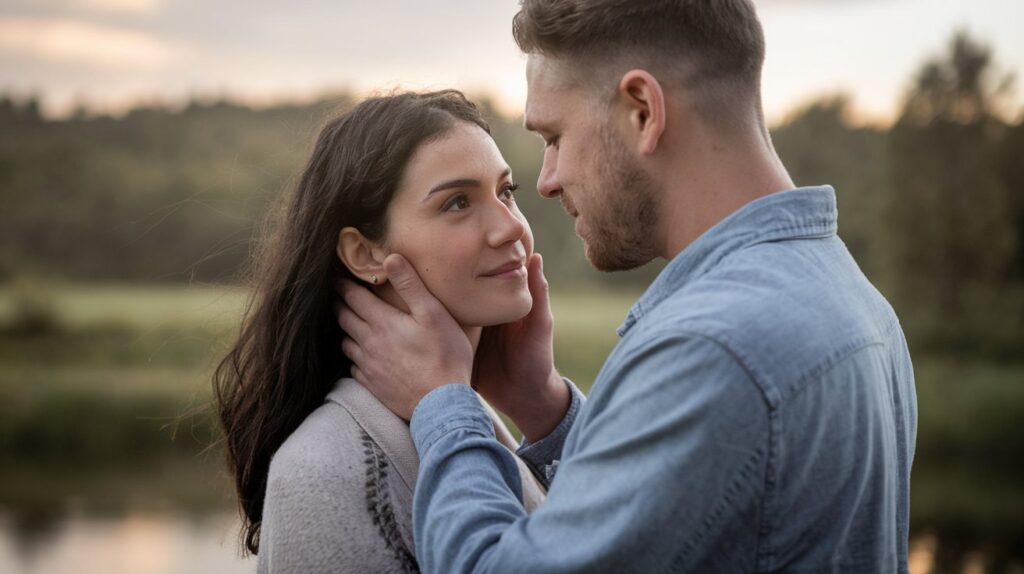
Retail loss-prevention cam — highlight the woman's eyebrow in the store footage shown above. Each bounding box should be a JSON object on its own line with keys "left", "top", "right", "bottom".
{"left": 423, "top": 168, "right": 512, "bottom": 202}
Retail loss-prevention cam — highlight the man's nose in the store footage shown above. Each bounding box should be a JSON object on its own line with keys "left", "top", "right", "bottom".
{"left": 536, "top": 146, "right": 562, "bottom": 199}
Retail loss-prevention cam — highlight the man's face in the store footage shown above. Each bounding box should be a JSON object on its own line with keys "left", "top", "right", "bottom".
{"left": 524, "top": 55, "right": 659, "bottom": 272}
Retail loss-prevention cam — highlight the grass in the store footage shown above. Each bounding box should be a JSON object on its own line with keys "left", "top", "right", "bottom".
{"left": 0, "top": 283, "right": 638, "bottom": 515}
{"left": 0, "top": 282, "right": 248, "bottom": 331}
{"left": 0, "top": 283, "right": 1021, "bottom": 567}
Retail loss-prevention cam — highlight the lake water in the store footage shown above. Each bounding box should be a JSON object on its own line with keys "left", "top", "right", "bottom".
{"left": 0, "top": 510, "right": 1001, "bottom": 574}
{"left": 0, "top": 512, "right": 254, "bottom": 574}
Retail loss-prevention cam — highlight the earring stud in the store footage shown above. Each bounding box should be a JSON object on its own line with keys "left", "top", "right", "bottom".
{"left": 370, "top": 274, "right": 378, "bottom": 285}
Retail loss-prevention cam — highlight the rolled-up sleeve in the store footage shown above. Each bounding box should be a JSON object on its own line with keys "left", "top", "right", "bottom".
{"left": 514, "top": 378, "right": 585, "bottom": 486}
{"left": 410, "top": 333, "right": 770, "bottom": 573}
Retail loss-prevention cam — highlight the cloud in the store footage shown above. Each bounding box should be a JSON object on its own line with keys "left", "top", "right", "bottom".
{"left": 0, "top": 17, "right": 176, "bottom": 69}
{"left": 72, "top": 0, "right": 162, "bottom": 15}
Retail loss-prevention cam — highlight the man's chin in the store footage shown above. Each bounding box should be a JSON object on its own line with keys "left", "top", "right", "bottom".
{"left": 583, "top": 239, "right": 652, "bottom": 273}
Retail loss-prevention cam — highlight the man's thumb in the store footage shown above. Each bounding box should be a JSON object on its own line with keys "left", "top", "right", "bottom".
{"left": 383, "top": 254, "right": 433, "bottom": 317}
{"left": 528, "top": 252, "right": 549, "bottom": 298}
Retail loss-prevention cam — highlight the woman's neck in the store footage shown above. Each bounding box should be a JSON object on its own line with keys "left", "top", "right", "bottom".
{"left": 464, "top": 325, "right": 482, "bottom": 355}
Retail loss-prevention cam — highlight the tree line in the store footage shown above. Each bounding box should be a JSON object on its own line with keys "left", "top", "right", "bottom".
{"left": 2, "top": 31, "right": 1021, "bottom": 359}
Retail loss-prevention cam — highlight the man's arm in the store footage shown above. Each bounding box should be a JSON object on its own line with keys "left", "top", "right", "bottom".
{"left": 410, "top": 333, "right": 770, "bottom": 573}
{"left": 515, "top": 377, "right": 586, "bottom": 487}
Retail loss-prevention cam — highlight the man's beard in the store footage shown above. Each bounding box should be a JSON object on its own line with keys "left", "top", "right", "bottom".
{"left": 579, "top": 124, "right": 660, "bottom": 272}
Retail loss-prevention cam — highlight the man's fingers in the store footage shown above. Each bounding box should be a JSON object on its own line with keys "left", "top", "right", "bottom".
{"left": 526, "top": 253, "right": 554, "bottom": 324}
{"left": 350, "top": 363, "right": 366, "bottom": 385}
{"left": 338, "top": 306, "right": 371, "bottom": 344}
{"left": 383, "top": 254, "right": 445, "bottom": 321}
{"left": 341, "top": 336, "right": 364, "bottom": 365}
{"left": 528, "top": 253, "right": 549, "bottom": 297}
{"left": 340, "top": 278, "right": 399, "bottom": 322}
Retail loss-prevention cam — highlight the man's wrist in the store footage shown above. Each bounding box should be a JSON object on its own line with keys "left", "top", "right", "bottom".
{"left": 514, "top": 370, "right": 571, "bottom": 443}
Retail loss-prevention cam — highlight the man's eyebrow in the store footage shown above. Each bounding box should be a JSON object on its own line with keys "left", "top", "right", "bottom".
{"left": 423, "top": 168, "right": 513, "bottom": 201}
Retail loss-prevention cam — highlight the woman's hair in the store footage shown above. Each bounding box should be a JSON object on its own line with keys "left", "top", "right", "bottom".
{"left": 214, "top": 90, "right": 490, "bottom": 555}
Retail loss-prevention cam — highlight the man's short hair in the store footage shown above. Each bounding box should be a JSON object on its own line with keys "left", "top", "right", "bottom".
{"left": 513, "top": 0, "right": 766, "bottom": 125}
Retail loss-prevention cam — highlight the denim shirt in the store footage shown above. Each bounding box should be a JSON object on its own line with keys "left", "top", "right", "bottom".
{"left": 410, "top": 186, "right": 918, "bottom": 573}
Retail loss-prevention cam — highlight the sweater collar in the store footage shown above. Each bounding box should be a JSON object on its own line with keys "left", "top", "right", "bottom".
{"left": 327, "top": 378, "right": 420, "bottom": 493}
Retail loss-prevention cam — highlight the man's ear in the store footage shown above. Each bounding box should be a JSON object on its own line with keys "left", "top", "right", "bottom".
{"left": 337, "top": 227, "right": 389, "bottom": 285}
{"left": 616, "top": 69, "right": 667, "bottom": 156}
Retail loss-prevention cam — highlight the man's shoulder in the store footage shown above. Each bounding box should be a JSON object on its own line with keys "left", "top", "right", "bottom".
{"left": 628, "top": 240, "right": 900, "bottom": 403}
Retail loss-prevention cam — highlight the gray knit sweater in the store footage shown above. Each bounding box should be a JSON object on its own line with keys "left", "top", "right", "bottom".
{"left": 257, "top": 378, "right": 546, "bottom": 573}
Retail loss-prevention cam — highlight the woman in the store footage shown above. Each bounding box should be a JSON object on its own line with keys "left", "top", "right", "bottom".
{"left": 214, "top": 90, "right": 546, "bottom": 573}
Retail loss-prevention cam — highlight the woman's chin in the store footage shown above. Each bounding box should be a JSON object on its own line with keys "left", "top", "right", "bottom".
{"left": 452, "top": 291, "right": 533, "bottom": 327}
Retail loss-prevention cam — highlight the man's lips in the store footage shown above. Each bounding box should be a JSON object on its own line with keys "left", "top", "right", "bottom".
{"left": 561, "top": 197, "right": 578, "bottom": 218}
{"left": 481, "top": 258, "right": 527, "bottom": 278}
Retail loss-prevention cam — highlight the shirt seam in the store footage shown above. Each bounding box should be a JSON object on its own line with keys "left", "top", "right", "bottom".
{"left": 754, "top": 340, "right": 894, "bottom": 571}
{"left": 612, "top": 329, "right": 773, "bottom": 572}
{"left": 669, "top": 429, "right": 769, "bottom": 572}
{"left": 629, "top": 327, "right": 778, "bottom": 410}
{"left": 418, "top": 416, "right": 493, "bottom": 452}
{"left": 786, "top": 339, "right": 889, "bottom": 404}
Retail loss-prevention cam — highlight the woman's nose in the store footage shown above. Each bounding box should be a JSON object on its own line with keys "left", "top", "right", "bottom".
{"left": 486, "top": 201, "right": 527, "bottom": 248}
{"left": 537, "top": 146, "right": 562, "bottom": 199}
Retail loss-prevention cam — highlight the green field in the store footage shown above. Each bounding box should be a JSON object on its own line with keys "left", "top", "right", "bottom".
{"left": 0, "top": 284, "right": 1021, "bottom": 571}
{"left": 0, "top": 284, "right": 636, "bottom": 513}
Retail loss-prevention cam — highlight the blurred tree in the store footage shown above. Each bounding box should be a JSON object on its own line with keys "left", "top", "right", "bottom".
{"left": 772, "top": 95, "right": 887, "bottom": 279}
{"left": 885, "top": 30, "right": 1021, "bottom": 357}
{"left": 995, "top": 114, "right": 1024, "bottom": 282}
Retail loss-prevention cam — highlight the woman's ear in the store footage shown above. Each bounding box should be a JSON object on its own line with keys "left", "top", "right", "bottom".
{"left": 336, "top": 227, "right": 388, "bottom": 285}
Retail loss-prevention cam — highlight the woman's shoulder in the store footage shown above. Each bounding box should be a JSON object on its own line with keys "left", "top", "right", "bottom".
{"left": 259, "top": 380, "right": 419, "bottom": 572}
{"left": 267, "top": 391, "right": 365, "bottom": 485}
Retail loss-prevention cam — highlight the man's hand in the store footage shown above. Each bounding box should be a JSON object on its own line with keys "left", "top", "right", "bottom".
{"left": 338, "top": 254, "right": 473, "bottom": 420}
{"left": 474, "top": 253, "right": 570, "bottom": 442}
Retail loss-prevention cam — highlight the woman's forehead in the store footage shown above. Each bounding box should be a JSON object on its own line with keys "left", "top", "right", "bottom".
{"left": 403, "top": 124, "right": 507, "bottom": 186}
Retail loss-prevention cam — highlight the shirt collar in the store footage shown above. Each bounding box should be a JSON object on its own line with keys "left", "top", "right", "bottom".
{"left": 617, "top": 186, "right": 838, "bottom": 337}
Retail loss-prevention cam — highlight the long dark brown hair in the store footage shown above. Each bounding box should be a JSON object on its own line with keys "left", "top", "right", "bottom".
{"left": 213, "top": 90, "right": 490, "bottom": 555}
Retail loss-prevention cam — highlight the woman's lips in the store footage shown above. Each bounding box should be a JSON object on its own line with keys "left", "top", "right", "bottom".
{"left": 481, "top": 260, "right": 527, "bottom": 279}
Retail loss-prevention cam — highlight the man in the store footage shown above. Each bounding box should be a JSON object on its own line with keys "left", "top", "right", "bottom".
{"left": 338, "top": 1, "right": 917, "bottom": 571}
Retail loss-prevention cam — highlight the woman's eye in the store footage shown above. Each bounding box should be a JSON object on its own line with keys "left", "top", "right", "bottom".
{"left": 443, "top": 195, "right": 470, "bottom": 212}
{"left": 500, "top": 183, "right": 520, "bottom": 201}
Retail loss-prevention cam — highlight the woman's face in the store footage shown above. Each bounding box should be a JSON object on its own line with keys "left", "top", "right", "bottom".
{"left": 382, "top": 121, "right": 534, "bottom": 327}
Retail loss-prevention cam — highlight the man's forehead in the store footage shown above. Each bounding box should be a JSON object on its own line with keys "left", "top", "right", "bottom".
{"left": 523, "top": 91, "right": 552, "bottom": 132}
{"left": 524, "top": 55, "right": 569, "bottom": 130}
{"left": 525, "top": 54, "right": 564, "bottom": 90}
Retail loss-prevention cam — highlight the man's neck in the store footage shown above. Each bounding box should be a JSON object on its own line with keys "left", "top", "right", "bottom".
{"left": 657, "top": 128, "right": 794, "bottom": 260}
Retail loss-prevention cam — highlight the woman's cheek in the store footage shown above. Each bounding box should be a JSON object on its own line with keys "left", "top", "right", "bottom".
{"left": 418, "top": 259, "right": 468, "bottom": 311}
{"left": 512, "top": 205, "right": 534, "bottom": 256}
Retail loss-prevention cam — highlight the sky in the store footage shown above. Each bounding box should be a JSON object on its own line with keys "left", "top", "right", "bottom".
{"left": 1, "top": 0, "right": 1022, "bottom": 125}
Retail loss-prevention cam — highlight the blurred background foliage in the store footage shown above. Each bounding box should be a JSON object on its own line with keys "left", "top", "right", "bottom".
{"left": 1, "top": 31, "right": 1022, "bottom": 572}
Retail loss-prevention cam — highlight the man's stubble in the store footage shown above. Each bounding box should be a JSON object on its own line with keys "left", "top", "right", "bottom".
{"left": 578, "top": 122, "right": 661, "bottom": 272}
